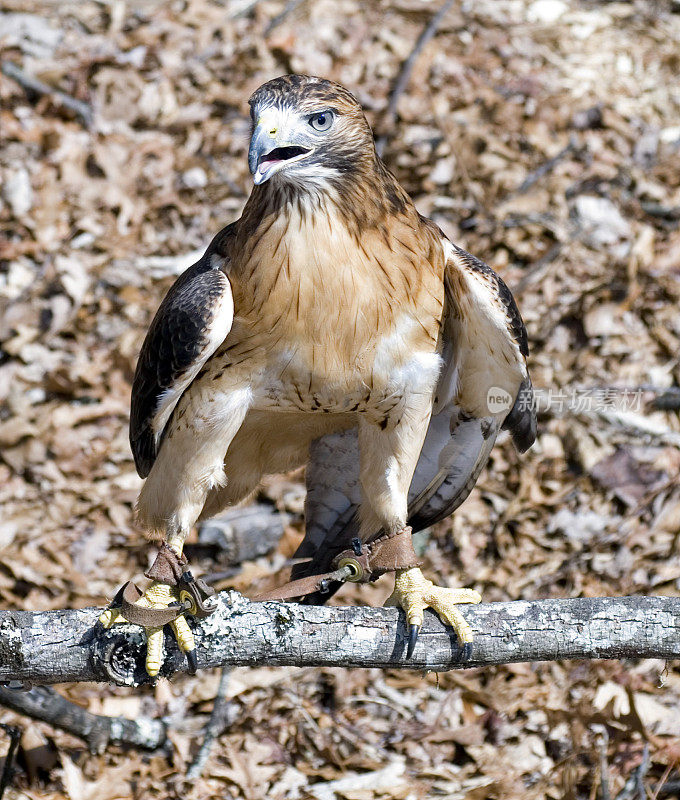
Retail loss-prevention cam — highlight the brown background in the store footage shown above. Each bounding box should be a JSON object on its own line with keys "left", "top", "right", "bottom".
{"left": 1, "top": 1, "right": 679, "bottom": 798}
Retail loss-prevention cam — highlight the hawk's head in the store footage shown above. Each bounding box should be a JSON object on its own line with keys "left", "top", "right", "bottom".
{"left": 247, "top": 75, "right": 375, "bottom": 187}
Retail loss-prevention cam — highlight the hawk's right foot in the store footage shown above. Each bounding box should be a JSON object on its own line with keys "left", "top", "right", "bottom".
{"left": 99, "top": 581, "right": 197, "bottom": 677}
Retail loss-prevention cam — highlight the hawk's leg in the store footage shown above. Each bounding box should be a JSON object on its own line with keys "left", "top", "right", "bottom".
{"left": 385, "top": 568, "right": 481, "bottom": 659}
{"left": 99, "top": 386, "right": 251, "bottom": 677}
{"left": 357, "top": 403, "right": 481, "bottom": 661}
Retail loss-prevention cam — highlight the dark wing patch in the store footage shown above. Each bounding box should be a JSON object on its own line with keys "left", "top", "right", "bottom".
{"left": 130, "top": 224, "right": 235, "bottom": 477}
{"left": 501, "top": 377, "right": 536, "bottom": 453}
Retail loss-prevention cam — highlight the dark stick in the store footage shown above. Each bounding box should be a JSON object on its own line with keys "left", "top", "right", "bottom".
{"left": 654, "top": 780, "right": 680, "bottom": 799}
{"left": 640, "top": 203, "right": 680, "bottom": 221}
{"left": 376, "top": 0, "right": 456, "bottom": 157}
{"left": 1, "top": 61, "right": 93, "bottom": 128}
{"left": 186, "top": 667, "right": 233, "bottom": 779}
{"left": 0, "top": 724, "right": 21, "bottom": 800}
{"left": 648, "top": 387, "right": 680, "bottom": 412}
{"left": 0, "top": 686, "right": 166, "bottom": 753}
{"left": 1, "top": 594, "right": 679, "bottom": 687}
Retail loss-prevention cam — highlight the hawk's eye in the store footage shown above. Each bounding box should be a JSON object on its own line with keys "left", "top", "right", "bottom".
{"left": 309, "top": 111, "right": 334, "bottom": 132}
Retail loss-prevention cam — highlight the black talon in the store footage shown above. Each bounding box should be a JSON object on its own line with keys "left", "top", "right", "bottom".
{"left": 406, "top": 624, "right": 421, "bottom": 659}
{"left": 186, "top": 648, "right": 198, "bottom": 675}
{"left": 108, "top": 584, "right": 126, "bottom": 609}
{"left": 458, "top": 642, "right": 473, "bottom": 662}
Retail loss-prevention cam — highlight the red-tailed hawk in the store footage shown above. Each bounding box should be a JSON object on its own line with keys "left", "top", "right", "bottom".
{"left": 100, "top": 75, "right": 535, "bottom": 676}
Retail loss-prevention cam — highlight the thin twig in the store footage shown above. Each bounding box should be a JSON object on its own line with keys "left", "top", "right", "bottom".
{"left": 0, "top": 724, "right": 21, "bottom": 800}
{"left": 1, "top": 595, "right": 680, "bottom": 687}
{"left": 1, "top": 61, "right": 93, "bottom": 128}
{"left": 515, "top": 138, "right": 578, "bottom": 195}
{"left": 0, "top": 686, "right": 166, "bottom": 754}
{"left": 636, "top": 744, "right": 650, "bottom": 800}
{"left": 376, "top": 0, "right": 456, "bottom": 157}
{"left": 594, "top": 409, "right": 680, "bottom": 447}
{"left": 598, "top": 727, "right": 612, "bottom": 800}
{"left": 186, "top": 667, "right": 233, "bottom": 779}
{"left": 530, "top": 386, "right": 680, "bottom": 446}
{"left": 650, "top": 763, "right": 676, "bottom": 800}
{"left": 514, "top": 242, "right": 563, "bottom": 294}
{"left": 264, "top": 0, "right": 305, "bottom": 35}
{"left": 615, "top": 743, "right": 652, "bottom": 800}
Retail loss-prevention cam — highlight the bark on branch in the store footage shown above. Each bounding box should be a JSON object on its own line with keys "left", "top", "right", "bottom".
{"left": 0, "top": 594, "right": 678, "bottom": 687}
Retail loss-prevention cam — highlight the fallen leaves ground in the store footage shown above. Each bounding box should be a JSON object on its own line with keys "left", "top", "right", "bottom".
{"left": 1, "top": 1, "right": 679, "bottom": 798}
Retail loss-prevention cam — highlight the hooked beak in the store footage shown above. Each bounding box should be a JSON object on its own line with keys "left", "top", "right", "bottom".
{"left": 248, "top": 121, "right": 312, "bottom": 185}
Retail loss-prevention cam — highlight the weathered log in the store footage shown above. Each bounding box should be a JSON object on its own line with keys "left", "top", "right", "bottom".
{"left": 195, "top": 502, "right": 289, "bottom": 567}
{"left": 1, "top": 594, "right": 678, "bottom": 687}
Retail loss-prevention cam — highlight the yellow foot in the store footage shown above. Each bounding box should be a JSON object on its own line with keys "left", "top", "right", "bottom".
{"left": 385, "top": 567, "right": 481, "bottom": 660}
{"left": 98, "top": 581, "right": 196, "bottom": 677}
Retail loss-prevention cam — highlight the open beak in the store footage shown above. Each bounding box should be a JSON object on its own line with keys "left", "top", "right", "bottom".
{"left": 248, "top": 122, "right": 311, "bottom": 185}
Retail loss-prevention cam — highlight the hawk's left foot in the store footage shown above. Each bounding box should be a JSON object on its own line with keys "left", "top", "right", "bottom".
{"left": 385, "top": 567, "right": 481, "bottom": 660}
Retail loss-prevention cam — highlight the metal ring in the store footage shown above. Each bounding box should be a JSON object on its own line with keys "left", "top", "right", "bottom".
{"left": 179, "top": 589, "right": 197, "bottom": 616}
{"left": 336, "top": 557, "right": 364, "bottom": 582}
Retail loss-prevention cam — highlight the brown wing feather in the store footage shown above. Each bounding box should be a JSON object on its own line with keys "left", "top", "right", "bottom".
{"left": 130, "top": 225, "right": 235, "bottom": 477}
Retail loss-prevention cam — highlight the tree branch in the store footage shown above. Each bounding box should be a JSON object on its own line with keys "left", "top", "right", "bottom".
{"left": 1, "top": 61, "right": 93, "bottom": 128}
{"left": 1, "top": 594, "right": 678, "bottom": 687}
{"left": 186, "top": 667, "right": 233, "bottom": 779}
{"left": 0, "top": 686, "right": 167, "bottom": 753}
{"left": 375, "top": 0, "right": 456, "bottom": 157}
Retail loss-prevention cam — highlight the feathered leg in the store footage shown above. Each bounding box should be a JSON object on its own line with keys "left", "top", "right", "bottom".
{"left": 358, "top": 402, "right": 480, "bottom": 660}
{"left": 99, "top": 386, "right": 251, "bottom": 677}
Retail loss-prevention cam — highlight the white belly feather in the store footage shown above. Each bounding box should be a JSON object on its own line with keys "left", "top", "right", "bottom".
{"left": 250, "top": 313, "right": 442, "bottom": 421}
